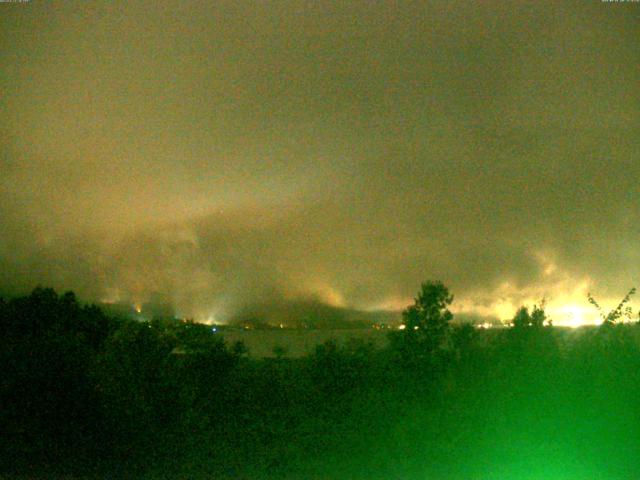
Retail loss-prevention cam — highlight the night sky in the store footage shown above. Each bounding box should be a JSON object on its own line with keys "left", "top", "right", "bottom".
{"left": 1, "top": 1, "right": 638, "bottom": 325}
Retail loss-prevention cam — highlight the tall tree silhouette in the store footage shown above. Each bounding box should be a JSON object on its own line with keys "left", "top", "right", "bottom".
{"left": 394, "top": 281, "right": 454, "bottom": 364}
{"left": 512, "top": 302, "right": 547, "bottom": 330}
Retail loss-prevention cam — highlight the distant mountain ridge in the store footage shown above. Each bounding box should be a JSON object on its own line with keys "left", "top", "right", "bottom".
{"left": 228, "top": 299, "right": 401, "bottom": 329}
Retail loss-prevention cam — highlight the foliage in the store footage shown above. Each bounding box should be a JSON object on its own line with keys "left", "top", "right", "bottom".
{"left": 0, "top": 288, "right": 118, "bottom": 471}
{"left": 5, "top": 285, "right": 640, "bottom": 479}
{"left": 588, "top": 287, "right": 637, "bottom": 326}
{"left": 512, "top": 300, "right": 547, "bottom": 329}
{"left": 396, "top": 280, "right": 454, "bottom": 360}
{"left": 451, "top": 322, "right": 478, "bottom": 361}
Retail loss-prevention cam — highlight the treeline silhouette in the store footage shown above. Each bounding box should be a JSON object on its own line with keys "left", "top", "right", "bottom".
{"left": 2, "top": 283, "right": 640, "bottom": 479}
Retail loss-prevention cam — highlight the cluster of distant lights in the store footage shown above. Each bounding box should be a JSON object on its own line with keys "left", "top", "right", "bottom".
{"left": 398, "top": 323, "right": 495, "bottom": 330}
{"left": 396, "top": 319, "right": 624, "bottom": 330}
{"left": 130, "top": 303, "right": 630, "bottom": 329}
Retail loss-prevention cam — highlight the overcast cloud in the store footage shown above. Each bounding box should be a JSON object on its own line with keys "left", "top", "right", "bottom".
{"left": 1, "top": 1, "right": 638, "bottom": 323}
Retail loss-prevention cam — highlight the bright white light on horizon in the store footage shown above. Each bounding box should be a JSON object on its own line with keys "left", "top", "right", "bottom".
{"left": 548, "top": 304, "right": 600, "bottom": 328}
{"left": 451, "top": 274, "right": 629, "bottom": 328}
